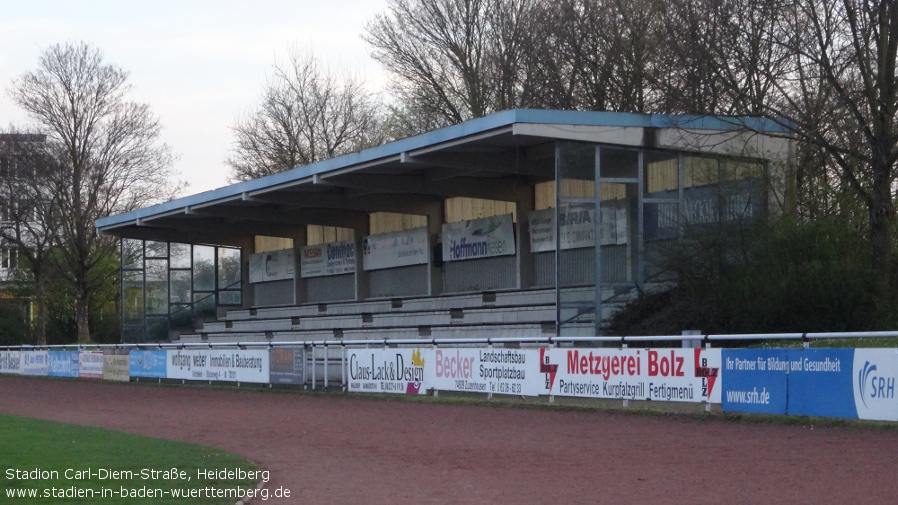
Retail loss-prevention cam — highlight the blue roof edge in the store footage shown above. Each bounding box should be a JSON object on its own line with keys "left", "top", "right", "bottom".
{"left": 96, "top": 109, "right": 788, "bottom": 229}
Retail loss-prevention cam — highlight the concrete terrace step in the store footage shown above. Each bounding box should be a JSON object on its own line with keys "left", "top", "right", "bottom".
{"left": 223, "top": 287, "right": 597, "bottom": 321}
{"left": 177, "top": 321, "right": 597, "bottom": 344}
{"left": 203, "top": 304, "right": 571, "bottom": 334}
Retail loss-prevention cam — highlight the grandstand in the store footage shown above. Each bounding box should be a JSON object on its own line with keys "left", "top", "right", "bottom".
{"left": 95, "top": 109, "right": 792, "bottom": 343}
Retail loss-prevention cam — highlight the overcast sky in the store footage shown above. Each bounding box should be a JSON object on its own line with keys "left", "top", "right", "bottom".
{"left": 0, "top": 0, "right": 390, "bottom": 195}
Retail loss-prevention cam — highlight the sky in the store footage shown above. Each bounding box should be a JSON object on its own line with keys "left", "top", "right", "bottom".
{"left": 0, "top": 0, "right": 390, "bottom": 195}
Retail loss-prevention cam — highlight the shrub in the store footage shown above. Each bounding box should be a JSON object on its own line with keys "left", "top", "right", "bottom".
{"left": 607, "top": 219, "right": 895, "bottom": 336}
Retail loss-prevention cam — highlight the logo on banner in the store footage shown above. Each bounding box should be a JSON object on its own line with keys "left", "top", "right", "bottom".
{"left": 694, "top": 348, "right": 720, "bottom": 399}
{"left": 858, "top": 360, "right": 895, "bottom": 407}
{"left": 407, "top": 349, "right": 426, "bottom": 394}
{"left": 349, "top": 348, "right": 426, "bottom": 394}
{"left": 540, "top": 348, "right": 558, "bottom": 390}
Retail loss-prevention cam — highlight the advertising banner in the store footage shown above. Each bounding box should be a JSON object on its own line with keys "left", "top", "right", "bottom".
{"left": 542, "top": 347, "right": 721, "bottom": 403}
{"left": 300, "top": 241, "right": 356, "bottom": 278}
{"left": 853, "top": 348, "right": 898, "bottom": 421}
{"left": 48, "top": 351, "right": 80, "bottom": 378}
{"left": 269, "top": 348, "right": 305, "bottom": 385}
{"left": 721, "top": 349, "right": 789, "bottom": 414}
{"left": 0, "top": 350, "right": 21, "bottom": 374}
{"left": 427, "top": 348, "right": 543, "bottom": 396}
{"left": 529, "top": 205, "right": 627, "bottom": 253}
{"left": 167, "top": 349, "right": 269, "bottom": 383}
{"left": 21, "top": 351, "right": 48, "bottom": 376}
{"left": 248, "top": 248, "right": 295, "bottom": 283}
{"left": 346, "top": 348, "right": 426, "bottom": 394}
{"left": 721, "top": 348, "right": 896, "bottom": 421}
{"left": 103, "top": 350, "right": 130, "bottom": 382}
{"left": 530, "top": 207, "right": 594, "bottom": 252}
{"left": 129, "top": 349, "right": 168, "bottom": 379}
{"left": 442, "top": 214, "right": 516, "bottom": 262}
{"left": 362, "top": 227, "right": 429, "bottom": 271}
{"left": 78, "top": 350, "right": 105, "bottom": 379}
{"left": 787, "top": 348, "right": 856, "bottom": 419}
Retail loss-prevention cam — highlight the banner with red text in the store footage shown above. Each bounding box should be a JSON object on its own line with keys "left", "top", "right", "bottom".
{"left": 426, "top": 348, "right": 543, "bottom": 396}
{"left": 539, "top": 348, "right": 721, "bottom": 403}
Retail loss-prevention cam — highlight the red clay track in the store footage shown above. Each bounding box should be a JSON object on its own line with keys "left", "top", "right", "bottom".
{"left": 1, "top": 376, "right": 897, "bottom": 504}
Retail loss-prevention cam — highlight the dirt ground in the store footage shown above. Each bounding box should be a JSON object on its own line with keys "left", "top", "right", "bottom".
{"left": 1, "top": 376, "right": 897, "bottom": 504}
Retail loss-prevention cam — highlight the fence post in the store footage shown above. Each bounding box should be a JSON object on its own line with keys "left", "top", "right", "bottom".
{"left": 341, "top": 344, "right": 347, "bottom": 392}
{"left": 682, "top": 330, "right": 701, "bottom": 349}
{"left": 311, "top": 344, "right": 316, "bottom": 390}
{"left": 324, "top": 343, "right": 329, "bottom": 389}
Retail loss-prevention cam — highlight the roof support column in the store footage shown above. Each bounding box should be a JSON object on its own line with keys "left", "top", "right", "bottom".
{"left": 234, "top": 236, "right": 255, "bottom": 309}
{"left": 424, "top": 200, "right": 444, "bottom": 296}
{"left": 292, "top": 227, "right": 308, "bottom": 305}
{"left": 514, "top": 186, "right": 536, "bottom": 289}
{"left": 350, "top": 219, "right": 371, "bottom": 301}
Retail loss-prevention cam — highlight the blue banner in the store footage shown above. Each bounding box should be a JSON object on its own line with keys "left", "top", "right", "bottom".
{"left": 129, "top": 350, "right": 167, "bottom": 378}
{"left": 722, "top": 348, "right": 858, "bottom": 419}
{"left": 721, "top": 349, "right": 789, "bottom": 414}
{"left": 787, "top": 348, "right": 856, "bottom": 418}
{"left": 47, "top": 351, "right": 79, "bottom": 378}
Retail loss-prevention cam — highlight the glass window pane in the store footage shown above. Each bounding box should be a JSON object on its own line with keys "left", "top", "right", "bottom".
{"left": 193, "top": 245, "right": 215, "bottom": 291}
{"left": 121, "top": 239, "right": 143, "bottom": 270}
{"left": 170, "top": 242, "right": 191, "bottom": 268}
{"left": 145, "top": 259, "right": 168, "bottom": 315}
{"left": 193, "top": 293, "right": 216, "bottom": 317}
{"left": 683, "top": 155, "right": 719, "bottom": 188}
{"left": 644, "top": 152, "right": 679, "bottom": 197}
{"left": 169, "top": 304, "right": 192, "bottom": 329}
{"left": 218, "top": 290, "right": 242, "bottom": 306}
{"left": 218, "top": 247, "right": 241, "bottom": 289}
{"left": 600, "top": 148, "right": 639, "bottom": 179}
{"left": 170, "top": 270, "right": 191, "bottom": 304}
{"left": 145, "top": 241, "right": 168, "bottom": 258}
{"left": 122, "top": 270, "right": 144, "bottom": 324}
{"left": 557, "top": 142, "right": 595, "bottom": 199}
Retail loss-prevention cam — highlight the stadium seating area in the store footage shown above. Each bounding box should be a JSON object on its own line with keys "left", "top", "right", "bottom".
{"left": 177, "top": 286, "right": 619, "bottom": 343}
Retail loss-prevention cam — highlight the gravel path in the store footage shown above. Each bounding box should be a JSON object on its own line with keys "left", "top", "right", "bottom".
{"left": 2, "top": 376, "right": 897, "bottom": 504}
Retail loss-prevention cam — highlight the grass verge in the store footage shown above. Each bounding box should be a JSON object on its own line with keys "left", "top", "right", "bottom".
{"left": 0, "top": 414, "right": 261, "bottom": 505}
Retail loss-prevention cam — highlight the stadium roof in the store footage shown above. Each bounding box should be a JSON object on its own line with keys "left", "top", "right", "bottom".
{"left": 95, "top": 109, "right": 790, "bottom": 246}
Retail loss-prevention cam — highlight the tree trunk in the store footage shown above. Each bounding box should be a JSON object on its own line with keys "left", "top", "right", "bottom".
{"left": 76, "top": 288, "right": 92, "bottom": 343}
{"left": 869, "top": 173, "right": 895, "bottom": 282}
{"left": 33, "top": 273, "right": 47, "bottom": 346}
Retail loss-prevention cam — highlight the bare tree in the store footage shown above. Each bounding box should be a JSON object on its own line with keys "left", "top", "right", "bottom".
{"left": 365, "top": 0, "right": 545, "bottom": 128}
{"left": 8, "top": 41, "right": 178, "bottom": 343}
{"left": 227, "top": 50, "right": 383, "bottom": 181}
{"left": 658, "top": 0, "right": 898, "bottom": 279}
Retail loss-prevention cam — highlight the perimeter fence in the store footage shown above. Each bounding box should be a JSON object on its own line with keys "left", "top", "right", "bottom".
{"left": 1, "top": 330, "right": 896, "bottom": 422}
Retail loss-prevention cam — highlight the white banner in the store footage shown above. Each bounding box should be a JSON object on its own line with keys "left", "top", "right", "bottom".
{"left": 362, "top": 227, "right": 429, "bottom": 271}
{"left": 300, "top": 241, "right": 356, "bottom": 278}
{"left": 346, "top": 348, "right": 427, "bottom": 394}
{"left": 428, "top": 348, "right": 543, "bottom": 396}
{"left": 529, "top": 207, "right": 594, "bottom": 252}
{"left": 78, "top": 351, "right": 105, "bottom": 379}
{"left": 0, "top": 350, "right": 21, "bottom": 374}
{"left": 21, "top": 351, "right": 48, "bottom": 376}
{"left": 442, "top": 214, "right": 516, "bottom": 261}
{"left": 853, "top": 348, "right": 898, "bottom": 421}
{"left": 248, "top": 248, "right": 295, "bottom": 283}
{"left": 529, "top": 205, "right": 627, "bottom": 252}
{"left": 167, "top": 349, "right": 269, "bottom": 383}
{"left": 540, "top": 347, "right": 721, "bottom": 403}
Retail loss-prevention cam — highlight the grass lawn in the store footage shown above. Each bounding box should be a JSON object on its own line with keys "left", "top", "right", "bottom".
{"left": 0, "top": 414, "right": 261, "bottom": 504}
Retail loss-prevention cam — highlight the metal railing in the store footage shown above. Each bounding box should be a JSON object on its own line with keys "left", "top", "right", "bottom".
{"left": 4, "top": 329, "right": 898, "bottom": 351}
